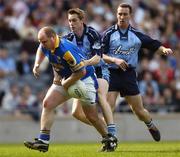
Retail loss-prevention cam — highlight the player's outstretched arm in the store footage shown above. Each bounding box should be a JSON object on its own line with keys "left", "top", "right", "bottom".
{"left": 83, "top": 54, "right": 100, "bottom": 66}
{"left": 103, "top": 54, "right": 128, "bottom": 71}
{"left": 157, "top": 46, "right": 173, "bottom": 56}
{"left": 102, "top": 54, "right": 115, "bottom": 64}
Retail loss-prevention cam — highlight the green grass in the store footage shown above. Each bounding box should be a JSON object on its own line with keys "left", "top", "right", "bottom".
{"left": 1, "top": 141, "right": 180, "bottom": 157}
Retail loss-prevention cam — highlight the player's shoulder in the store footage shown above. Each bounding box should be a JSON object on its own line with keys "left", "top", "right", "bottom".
{"left": 86, "top": 25, "right": 101, "bottom": 39}
{"left": 128, "top": 25, "right": 151, "bottom": 41}
{"left": 60, "top": 37, "right": 75, "bottom": 52}
{"left": 87, "top": 26, "right": 99, "bottom": 34}
{"left": 63, "top": 32, "right": 74, "bottom": 41}
{"left": 61, "top": 36, "right": 72, "bottom": 44}
{"left": 129, "top": 25, "right": 144, "bottom": 35}
{"left": 103, "top": 25, "right": 117, "bottom": 36}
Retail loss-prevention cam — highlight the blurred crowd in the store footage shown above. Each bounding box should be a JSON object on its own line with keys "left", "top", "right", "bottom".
{"left": 0, "top": 0, "right": 179, "bottom": 121}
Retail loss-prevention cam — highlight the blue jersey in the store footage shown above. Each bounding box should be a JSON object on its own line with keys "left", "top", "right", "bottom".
{"left": 39, "top": 36, "right": 94, "bottom": 79}
{"left": 64, "top": 25, "right": 110, "bottom": 82}
{"left": 102, "top": 24, "right": 161, "bottom": 69}
{"left": 63, "top": 25, "right": 108, "bottom": 68}
{"left": 64, "top": 25, "right": 101, "bottom": 59}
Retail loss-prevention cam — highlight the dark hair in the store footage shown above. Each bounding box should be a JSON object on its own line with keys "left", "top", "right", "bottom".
{"left": 118, "top": 3, "right": 132, "bottom": 14}
{"left": 68, "top": 8, "right": 85, "bottom": 20}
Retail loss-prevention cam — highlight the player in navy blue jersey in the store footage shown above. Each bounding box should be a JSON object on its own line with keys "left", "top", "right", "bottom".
{"left": 24, "top": 26, "right": 117, "bottom": 152}
{"left": 65, "top": 6, "right": 117, "bottom": 140}
{"left": 64, "top": 8, "right": 117, "bottom": 152}
{"left": 102, "top": 3, "right": 173, "bottom": 142}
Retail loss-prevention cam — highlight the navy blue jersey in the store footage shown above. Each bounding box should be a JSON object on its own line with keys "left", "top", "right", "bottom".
{"left": 63, "top": 24, "right": 108, "bottom": 69}
{"left": 64, "top": 25, "right": 110, "bottom": 81}
{"left": 39, "top": 36, "right": 94, "bottom": 79}
{"left": 64, "top": 24, "right": 102, "bottom": 59}
{"left": 102, "top": 24, "right": 161, "bottom": 69}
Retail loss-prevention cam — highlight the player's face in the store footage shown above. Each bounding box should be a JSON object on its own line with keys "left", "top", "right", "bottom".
{"left": 38, "top": 34, "right": 55, "bottom": 50}
{"left": 68, "top": 14, "right": 83, "bottom": 33}
{"left": 117, "top": 7, "right": 131, "bottom": 29}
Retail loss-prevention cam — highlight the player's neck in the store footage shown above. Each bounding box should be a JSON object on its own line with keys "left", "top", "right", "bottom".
{"left": 117, "top": 23, "right": 129, "bottom": 30}
{"left": 75, "top": 26, "right": 84, "bottom": 38}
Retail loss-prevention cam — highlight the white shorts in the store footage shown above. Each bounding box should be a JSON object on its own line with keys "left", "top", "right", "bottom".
{"left": 51, "top": 76, "right": 97, "bottom": 105}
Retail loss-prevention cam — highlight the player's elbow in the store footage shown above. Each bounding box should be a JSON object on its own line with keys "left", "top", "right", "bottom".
{"left": 80, "top": 69, "right": 86, "bottom": 77}
{"left": 78, "top": 69, "right": 86, "bottom": 79}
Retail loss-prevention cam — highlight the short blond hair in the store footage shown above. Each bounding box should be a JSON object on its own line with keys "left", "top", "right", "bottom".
{"left": 68, "top": 8, "right": 85, "bottom": 20}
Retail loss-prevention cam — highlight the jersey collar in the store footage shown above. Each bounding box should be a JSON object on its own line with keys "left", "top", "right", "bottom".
{"left": 74, "top": 24, "right": 87, "bottom": 46}
{"left": 51, "top": 35, "right": 60, "bottom": 53}
{"left": 116, "top": 24, "right": 130, "bottom": 41}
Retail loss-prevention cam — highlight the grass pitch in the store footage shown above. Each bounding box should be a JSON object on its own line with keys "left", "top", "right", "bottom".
{"left": 1, "top": 141, "right": 180, "bottom": 157}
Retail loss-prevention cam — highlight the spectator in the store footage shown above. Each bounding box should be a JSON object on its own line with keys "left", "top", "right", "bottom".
{"left": 0, "top": 47, "right": 17, "bottom": 106}
{"left": 0, "top": 47, "right": 16, "bottom": 77}
{"left": 162, "top": 87, "right": 175, "bottom": 112}
{"left": 16, "top": 84, "right": 38, "bottom": 121}
{"left": 143, "top": 82, "right": 159, "bottom": 112}
{"left": 16, "top": 50, "right": 32, "bottom": 76}
{"left": 139, "top": 70, "right": 160, "bottom": 97}
{"left": 153, "top": 56, "right": 174, "bottom": 91}
{"left": 174, "top": 89, "right": 180, "bottom": 112}
{"left": 1, "top": 83, "right": 20, "bottom": 114}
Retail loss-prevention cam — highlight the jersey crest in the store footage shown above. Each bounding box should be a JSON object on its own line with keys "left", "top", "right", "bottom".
{"left": 63, "top": 51, "right": 77, "bottom": 66}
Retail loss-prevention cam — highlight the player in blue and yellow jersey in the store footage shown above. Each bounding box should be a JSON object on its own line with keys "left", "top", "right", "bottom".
{"left": 64, "top": 8, "right": 117, "bottom": 151}
{"left": 102, "top": 3, "right": 173, "bottom": 142}
{"left": 24, "top": 26, "right": 117, "bottom": 152}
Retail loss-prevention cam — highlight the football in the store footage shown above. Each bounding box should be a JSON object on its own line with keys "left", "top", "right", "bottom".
{"left": 67, "top": 80, "right": 87, "bottom": 99}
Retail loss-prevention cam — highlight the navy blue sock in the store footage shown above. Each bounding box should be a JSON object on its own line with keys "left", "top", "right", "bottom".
{"left": 38, "top": 130, "right": 50, "bottom": 144}
{"left": 107, "top": 124, "right": 116, "bottom": 136}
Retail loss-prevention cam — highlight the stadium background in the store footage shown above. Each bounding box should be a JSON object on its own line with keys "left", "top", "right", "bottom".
{"left": 0, "top": 0, "right": 180, "bottom": 143}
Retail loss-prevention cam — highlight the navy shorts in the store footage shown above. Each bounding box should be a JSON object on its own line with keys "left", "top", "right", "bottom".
{"left": 109, "top": 68, "right": 140, "bottom": 97}
{"left": 95, "top": 66, "right": 110, "bottom": 83}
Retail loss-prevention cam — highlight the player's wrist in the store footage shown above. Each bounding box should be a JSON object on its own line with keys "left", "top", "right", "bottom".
{"left": 157, "top": 46, "right": 165, "bottom": 55}
{"left": 34, "top": 64, "right": 40, "bottom": 68}
{"left": 82, "top": 60, "right": 88, "bottom": 66}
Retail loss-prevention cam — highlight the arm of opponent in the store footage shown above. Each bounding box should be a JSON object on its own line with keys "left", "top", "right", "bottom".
{"left": 103, "top": 54, "right": 128, "bottom": 71}
{"left": 83, "top": 54, "right": 100, "bottom": 66}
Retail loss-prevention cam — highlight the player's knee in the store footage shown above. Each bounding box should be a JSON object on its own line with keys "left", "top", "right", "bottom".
{"left": 72, "top": 109, "right": 80, "bottom": 119}
{"left": 43, "top": 99, "right": 54, "bottom": 109}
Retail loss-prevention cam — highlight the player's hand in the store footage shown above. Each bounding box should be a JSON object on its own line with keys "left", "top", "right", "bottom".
{"left": 61, "top": 78, "right": 68, "bottom": 90}
{"left": 162, "top": 48, "right": 173, "bottom": 55}
{"left": 114, "top": 58, "right": 129, "bottom": 71}
{"left": 53, "top": 80, "right": 62, "bottom": 86}
{"left": 33, "top": 64, "right": 40, "bottom": 78}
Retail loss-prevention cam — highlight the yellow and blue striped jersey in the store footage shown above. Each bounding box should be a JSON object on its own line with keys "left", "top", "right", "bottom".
{"left": 39, "top": 36, "right": 95, "bottom": 79}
